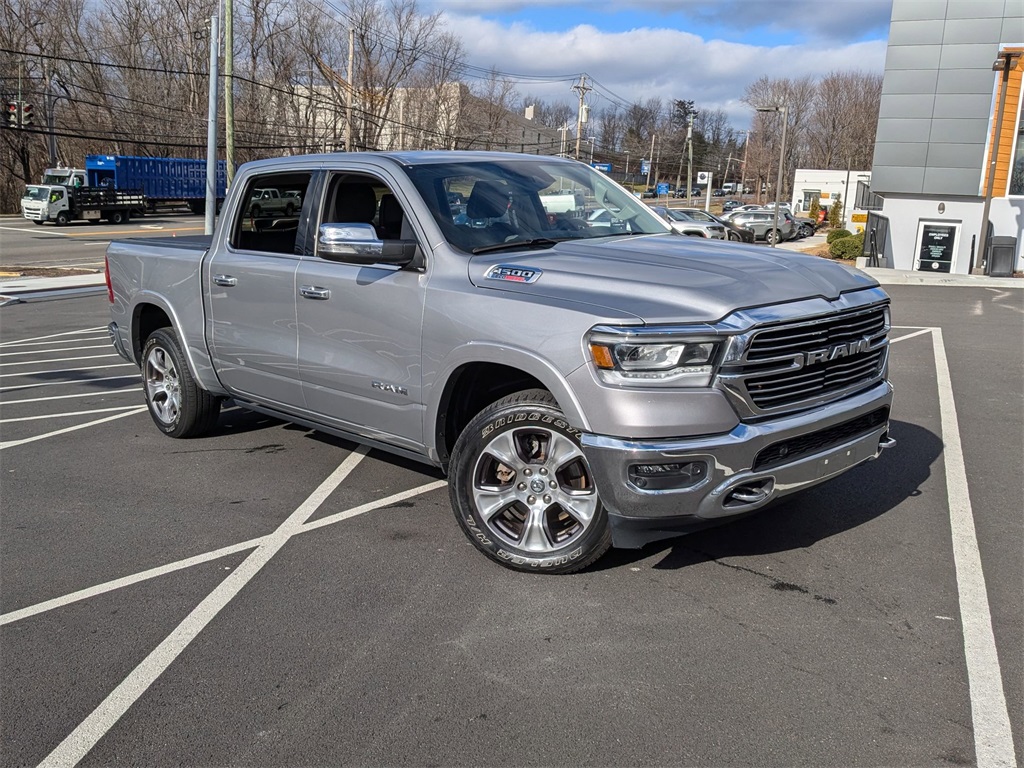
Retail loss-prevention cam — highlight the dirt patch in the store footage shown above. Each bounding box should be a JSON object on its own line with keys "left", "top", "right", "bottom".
{"left": 0, "top": 267, "right": 99, "bottom": 278}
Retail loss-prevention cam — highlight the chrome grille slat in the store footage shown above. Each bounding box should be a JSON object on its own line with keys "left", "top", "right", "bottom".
{"left": 726, "top": 306, "right": 888, "bottom": 411}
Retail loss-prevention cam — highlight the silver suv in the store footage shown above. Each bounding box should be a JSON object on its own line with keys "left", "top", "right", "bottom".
{"left": 650, "top": 206, "right": 726, "bottom": 239}
{"left": 727, "top": 209, "right": 796, "bottom": 245}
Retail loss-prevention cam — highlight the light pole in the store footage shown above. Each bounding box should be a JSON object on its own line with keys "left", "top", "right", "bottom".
{"left": 976, "top": 50, "right": 1021, "bottom": 273}
{"left": 587, "top": 136, "right": 596, "bottom": 164}
{"left": 756, "top": 104, "right": 788, "bottom": 247}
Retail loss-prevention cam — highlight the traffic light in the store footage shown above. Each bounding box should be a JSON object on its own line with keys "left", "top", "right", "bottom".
{"left": 20, "top": 102, "right": 33, "bottom": 127}
{"left": 4, "top": 101, "right": 17, "bottom": 128}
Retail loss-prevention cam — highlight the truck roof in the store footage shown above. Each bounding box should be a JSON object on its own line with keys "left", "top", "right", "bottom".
{"left": 237, "top": 150, "right": 581, "bottom": 174}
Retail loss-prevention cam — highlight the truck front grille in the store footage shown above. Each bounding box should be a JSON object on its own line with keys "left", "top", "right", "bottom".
{"left": 719, "top": 304, "right": 889, "bottom": 416}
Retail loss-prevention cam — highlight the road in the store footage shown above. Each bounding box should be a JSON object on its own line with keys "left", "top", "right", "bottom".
{"left": 0, "top": 213, "right": 208, "bottom": 272}
{"left": 1, "top": 286, "right": 1021, "bottom": 768}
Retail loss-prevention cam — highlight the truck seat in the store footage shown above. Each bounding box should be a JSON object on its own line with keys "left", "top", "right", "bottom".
{"left": 457, "top": 181, "right": 517, "bottom": 249}
{"left": 333, "top": 183, "right": 378, "bottom": 228}
{"left": 378, "top": 193, "right": 405, "bottom": 240}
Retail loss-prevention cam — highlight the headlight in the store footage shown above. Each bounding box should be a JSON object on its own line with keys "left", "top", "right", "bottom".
{"left": 588, "top": 333, "right": 721, "bottom": 387}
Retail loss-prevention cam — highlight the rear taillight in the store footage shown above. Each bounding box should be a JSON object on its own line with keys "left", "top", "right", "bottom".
{"left": 104, "top": 254, "right": 114, "bottom": 304}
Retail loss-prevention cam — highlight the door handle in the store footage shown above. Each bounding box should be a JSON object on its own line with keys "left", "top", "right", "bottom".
{"left": 300, "top": 285, "right": 331, "bottom": 300}
{"left": 212, "top": 274, "right": 237, "bottom": 287}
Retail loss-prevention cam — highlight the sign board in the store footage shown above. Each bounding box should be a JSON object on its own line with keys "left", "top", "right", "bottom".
{"left": 591, "top": 162, "right": 613, "bottom": 172}
{"left": 640, "top": 160, "right": 651, "bottom": 175}
{"left": 697, "top": 171, "right": 710, "bottom": 184}
{"left": 916, "top": 222, "right": 957, "bottom": 273}
{"left": 851, "top": 213, "right": 868, "bottom": 223}
{"left": 656, "top": 182, "right": 670, "bottom": 196}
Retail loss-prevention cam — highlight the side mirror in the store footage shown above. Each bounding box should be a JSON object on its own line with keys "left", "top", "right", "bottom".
{"left": 317, "top": 223, "right": 420, "bottom": 268}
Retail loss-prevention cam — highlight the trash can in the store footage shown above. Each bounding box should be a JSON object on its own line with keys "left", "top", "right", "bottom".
{"left": 988, "top": 236, "right": 1017, "bottom": 278}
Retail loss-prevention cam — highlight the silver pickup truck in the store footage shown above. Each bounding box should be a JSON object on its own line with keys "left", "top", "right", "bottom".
{"left": 106, "top": 151, "right": 894, "bottom": 573}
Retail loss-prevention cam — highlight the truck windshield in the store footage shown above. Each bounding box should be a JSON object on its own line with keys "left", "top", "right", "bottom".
{"left": 23, "top": 186, "right": 48, "bottom": 201}
{"left": 401, "top": 158, "right": 670, "bottom": 254}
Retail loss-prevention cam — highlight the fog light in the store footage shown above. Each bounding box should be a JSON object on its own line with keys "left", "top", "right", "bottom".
{"left": 628, "top": 461, "right": 707, "bottom": 491}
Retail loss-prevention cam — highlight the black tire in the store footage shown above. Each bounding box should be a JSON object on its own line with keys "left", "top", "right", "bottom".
{"left": 55, "top": 212, "right": 70, "bottom": 226}
{"left": 284, "top": 203, "right": 294, "bottom": 216}
{"left": 141, "top": 328, "right": 220, "bottom": 438}
{"left": 250, "top": 205, "right": 261, "bottom": 218}
{"left": 727, "top": 230, "right": 741, "bottom": 242}
{"left": 449, "top": 389, "right": 611, "bottom": 574}
{"left": 110, "top": 210, "right": 126, "bottom": 225}
{"left": 32, "top": 220, "right": 45, "bottom": 226}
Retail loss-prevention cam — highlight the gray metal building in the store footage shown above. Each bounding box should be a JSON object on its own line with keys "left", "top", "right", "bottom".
{"left": 870, "top": 0, "right": 1023, "bottom": 274}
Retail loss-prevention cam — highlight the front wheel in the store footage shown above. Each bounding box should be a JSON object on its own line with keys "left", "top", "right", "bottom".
{"left": 727, "top": 230, "right": 741, "bottom": 242}
{"left": 55, "top": 212, "right": 70, "bottom": 226}
{"left": 142, "top": 328, "right": 220, "bottom": 438}
{"left": 449, "top": 389, "right": 611, "bottom": 574}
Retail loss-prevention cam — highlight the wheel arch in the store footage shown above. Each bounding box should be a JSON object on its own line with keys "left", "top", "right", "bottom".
{"left": 430, "top": 346, "right": 590, "bottom": 472}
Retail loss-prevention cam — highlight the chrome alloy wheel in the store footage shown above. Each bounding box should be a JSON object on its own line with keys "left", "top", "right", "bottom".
{"left": 144, "top": 344, "right": 182, "bottom": 426}
{"left": 471, "top": 426, "right": 598, "bottom": 553}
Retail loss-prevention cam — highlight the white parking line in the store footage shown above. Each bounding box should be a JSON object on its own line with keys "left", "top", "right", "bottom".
{"left": 888, "top": 329, "right": 932, "bottom": 344}
{"left": 1, "top": 388, "right": 138, "bottom": 405}
{"left": 931, "top": 327, "right": 1016, "bottom": 768}
{"left": 0, "top": 337, "right": 107, "bottom": 349}
{"left": 0, "top": 374, "right": 139, "bottom": 393}
{"left": 1, "top": 405, "right": 146, "bottom": 423}
{"left": 39, "top": 448, "right": 369, "bottom": 768}
{"left": 0, "top": 327, "right": 106, "bottom": 347}
{"left": 0, "top": 354, "right": 120, "bottom": 367}
{"left": 0, "top": 407, "right": 147, "bottom": 450}
{"left": 0, "top": 363, "right": 135, "bottom": 379}
{"left": 0, "top": 479, "right": 447, "bottom": 627}
{"left": 0, "top": 344, "right": 113, "bottom": 358}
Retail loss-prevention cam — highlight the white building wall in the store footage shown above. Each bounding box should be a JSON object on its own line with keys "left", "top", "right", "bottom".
{"left": 790, "top": 169, "right": 872, "bottom": 230}
{"left": 874, "top": 195, "right": 1024, "bottom": 273}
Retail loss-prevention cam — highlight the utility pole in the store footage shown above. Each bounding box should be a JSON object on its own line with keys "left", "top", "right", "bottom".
{"left": 571, "top": 75, "right": 591, "bottom": 160}
{"left": 204, "top": 13, "right": 219, "bottom": 236}
{"left": 345, "top": 27, "right": 355, "bottom": 152}
{"left": 224, "top": 0, "right": 235, "bottom": 185}
{"left": 686, "top": 114, "right": 694, "bottom": 201}
{"left": 43, "top": 63, "right": 56, "bottom": 166}
{"left": 645, "top": 132, "right": 655, "bottom": 188}
{"left": 739, "top": 129, "right": 750, "bottom": 198}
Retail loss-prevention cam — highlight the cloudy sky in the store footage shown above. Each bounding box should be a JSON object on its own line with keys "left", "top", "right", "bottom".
{"left": 424, "top": 0, "right": 894, "bottom": 127}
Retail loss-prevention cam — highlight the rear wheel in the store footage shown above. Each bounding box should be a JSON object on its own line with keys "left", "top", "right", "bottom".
{"left": 449, "top": 389, "right": 611, "bottom": 574}
{"left": 142, "top": 328, "right": 220, "bottom": 438}
{"left": 109, "top": 210, "right": 127, "bottom": 225}
{"left": 766, "top": 228, "right": 780, "bottom": 245}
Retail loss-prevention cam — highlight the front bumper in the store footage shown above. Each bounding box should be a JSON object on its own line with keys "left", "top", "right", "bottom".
{"left": 580, "top": 380, "right": 894, "bottom": 548}
{"left": 21, "top": 205, "right": 47, "bottom": 222}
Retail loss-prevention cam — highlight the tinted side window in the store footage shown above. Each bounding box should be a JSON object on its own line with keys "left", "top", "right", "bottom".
{"left": 230, "top": 172, "right": 313, "bottom": 255}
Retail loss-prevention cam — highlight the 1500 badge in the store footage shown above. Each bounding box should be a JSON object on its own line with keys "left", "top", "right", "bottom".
{"left": 485, "top": 265, "right": 542, "bottom": 284}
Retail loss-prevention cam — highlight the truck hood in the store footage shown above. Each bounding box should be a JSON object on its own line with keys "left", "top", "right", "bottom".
{"left": 467, "top": 234, "right": 878, "bottom": 324}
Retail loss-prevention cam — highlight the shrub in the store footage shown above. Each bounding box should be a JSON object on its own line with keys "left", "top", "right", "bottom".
{"left": 828, "top": 194, "right": 843, "bottom": 229}
{"left": 829, "top": 231, "right": 865, "bottom": 260}
{"left": 826, "top": 228, "right": 852, "bottom": 244}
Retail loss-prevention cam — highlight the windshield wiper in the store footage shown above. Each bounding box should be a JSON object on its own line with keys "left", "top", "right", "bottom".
{"left": 471, "top": 237, "right": 564, "bottom": 255}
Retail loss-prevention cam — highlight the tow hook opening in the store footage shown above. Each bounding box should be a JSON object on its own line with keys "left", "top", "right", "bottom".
{"left": 878, "top": 431, "right": 896, "bottom": 451}
{"left": 723, "top": 478, "right": 775, "bottom": 509}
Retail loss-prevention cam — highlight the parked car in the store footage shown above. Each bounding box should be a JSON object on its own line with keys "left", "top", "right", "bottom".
{"left": 722, "top": 199, "right": 742, "bottom": 212}
{"left": 720, "top": 204, "right": 764, "bottom": 220}
{"left": 650, "top": 206, "right": 726, "bottom": 239}
{"left": 727, "top": 209, "right": 796, "bottom": 244}
{"left": 712, "top": 188, "right": 725, "bottom": 197}
{"left": 791, "top": 214, "right": 818, "bottom": 238}
{"left": 679, "top": 208, "right": 755, "bottom": 243}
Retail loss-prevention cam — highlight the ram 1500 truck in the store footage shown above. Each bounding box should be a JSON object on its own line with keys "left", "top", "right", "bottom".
{"left": 106, "top": 151, "right": 895, "bottom": 574}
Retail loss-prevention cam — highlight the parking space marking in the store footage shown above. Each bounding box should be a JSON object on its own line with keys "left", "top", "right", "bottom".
{"left": 2, "top": 388, "right": 138, "bottom": 405}
{"left": 0, "top": 407, "right": 147, "bottom": 450}
{"left": 0, "top": 353, "right": 120, "bottom": 367}
{"left": 0, "top": 362, "right": 135, "bottom": 379}
{"left": 1, "top": 405, "right": 146, "bottom": 423}
{"left": 0, "top": 374, "right": 140, "bottom": 393}
{"left": 0, "top": 345, "right": 113, "bottom": 358}
{"left": 888, "top": 329, "right": 932, "bottom": 344}
{"left": 0, "top": 337, "right": 108, "bottom": 350}
{"left": 0, "top": 479, "right": 447, "bottom": 627}
{"left": 0, "top": 327, "right": 106, "bottom": 347}
{"left": 39, "top": 448, "right": 369, "bottom": 768}
{"left": 931, "top": 327, "right": 1015, "bottom": 768}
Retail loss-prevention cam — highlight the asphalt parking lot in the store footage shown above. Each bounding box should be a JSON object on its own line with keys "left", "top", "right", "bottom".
{"left": 1, "top": 285, "right": 1021, "bottom": 767}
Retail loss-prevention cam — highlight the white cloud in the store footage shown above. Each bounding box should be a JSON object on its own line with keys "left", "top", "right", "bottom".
{"left": 443, "top": 15, "right": 888, "bottom": 127}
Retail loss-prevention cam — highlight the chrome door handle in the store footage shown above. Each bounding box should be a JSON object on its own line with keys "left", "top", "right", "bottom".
{"left": 300, "top": 285, "right": 331, "bottom": 300}
{"left": 212, "top": 274, "right": 237, "bottom": 287}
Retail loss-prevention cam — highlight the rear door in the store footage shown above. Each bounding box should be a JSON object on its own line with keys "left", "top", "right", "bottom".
{"left": 205, "top": 170, "right": 314, "bottom": 409}
{"left": 294, "top": 167, "right": 427, "bottom": 452}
